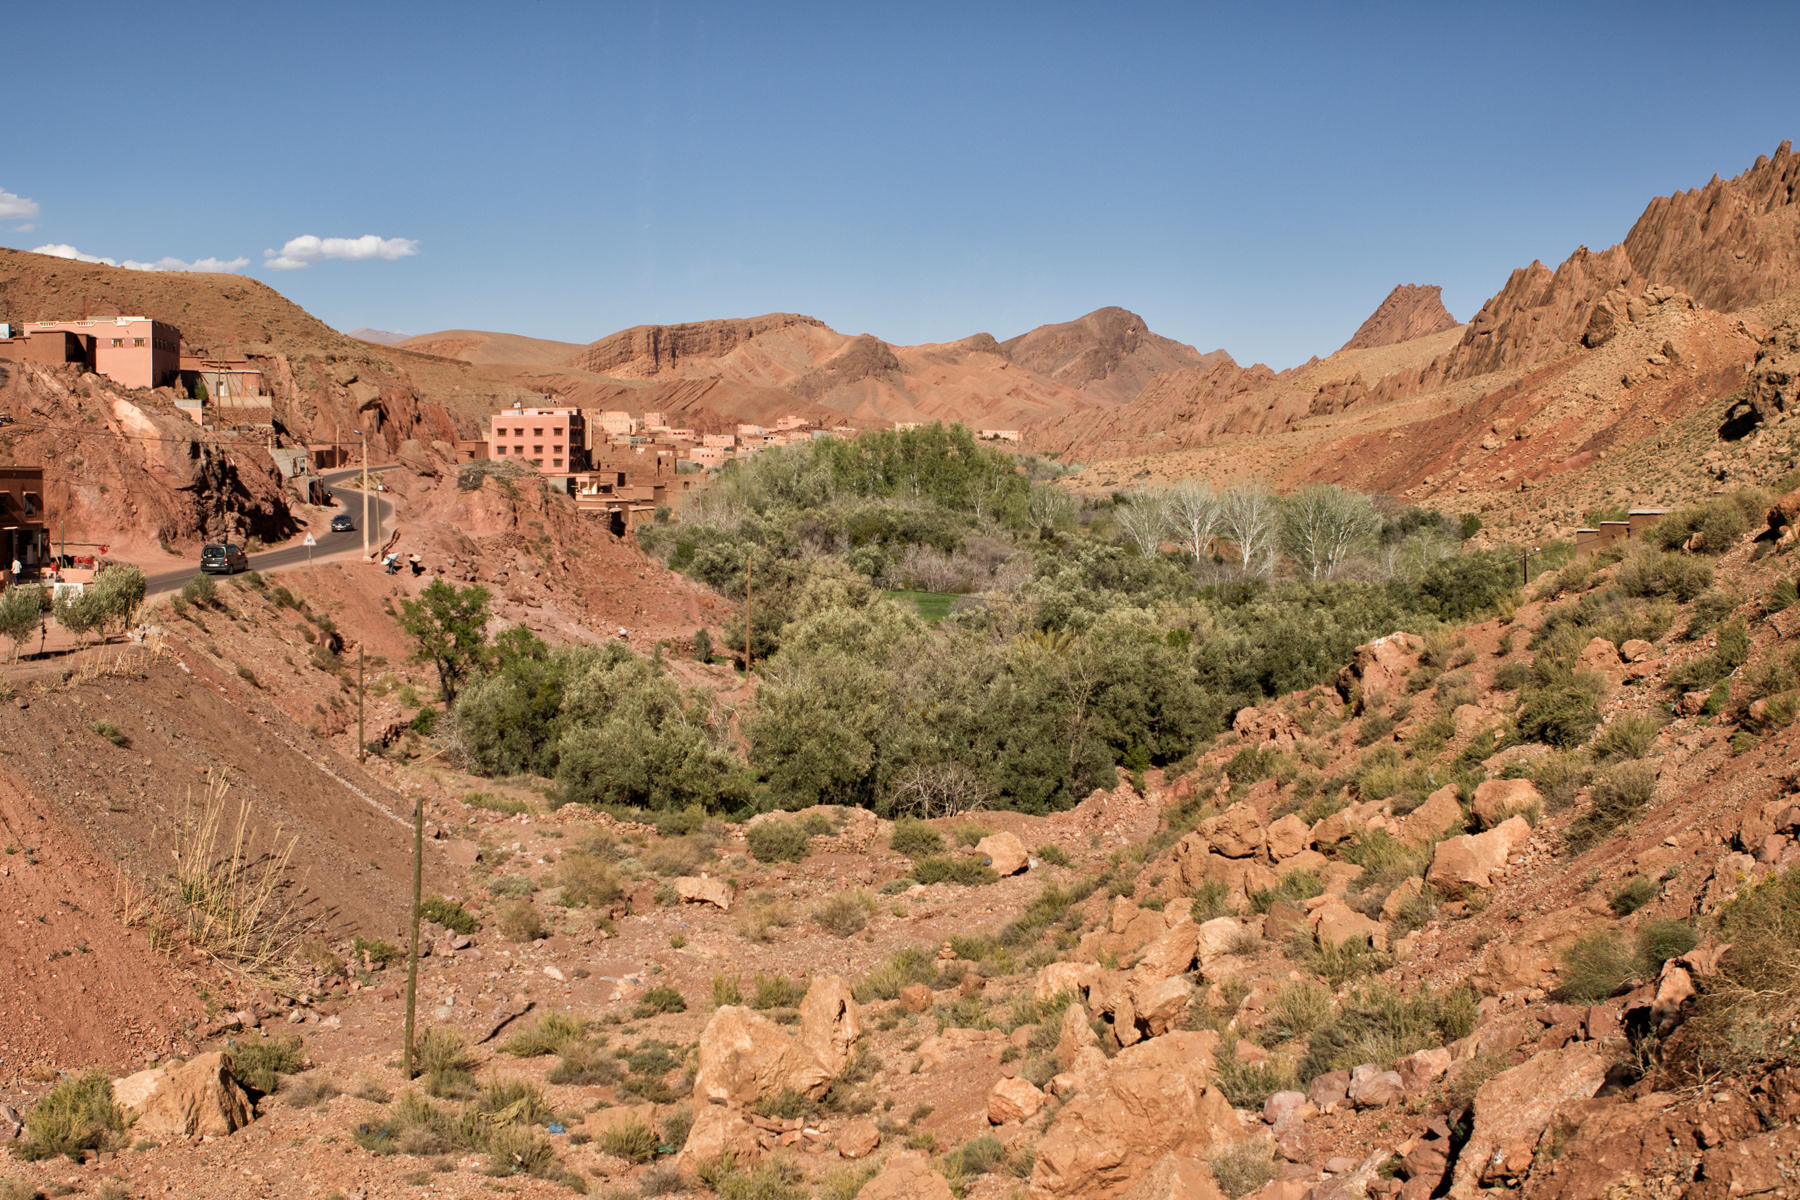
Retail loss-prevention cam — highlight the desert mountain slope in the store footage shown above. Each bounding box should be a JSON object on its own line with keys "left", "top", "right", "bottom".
{"left": 346, "top": 327, "right": 410, "bottom": 345}
{"left": 1000, "top": 305, "right": 1227, "bottom": 404}
{"left": 1339, "top": 283, "right": 1460, "bottom": 352}
{"left": 395, "top": 328, "right": 585, "bottom": 369}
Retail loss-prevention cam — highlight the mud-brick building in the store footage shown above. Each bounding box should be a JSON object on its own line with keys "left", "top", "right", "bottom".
{"left": 487, "top": 404, "right": 589, "bottom": 474}
{"left": 23, "top": 316, "right": 181, "bottom": 389}
{"left": 0, "top": 466, "right": 49, "bottom": 581}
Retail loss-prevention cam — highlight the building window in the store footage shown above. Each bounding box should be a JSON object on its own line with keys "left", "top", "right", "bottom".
{"left": 133, "top": 338, "right": 145, "bottom": 348}
{"left": 513, "top": 427, "right": 524, "bottom": 436}
{"left": 553, "top": 458, "right": 563, "bottom": 467}
{"left": 111, "top": 339, "right": 124, "bottom": 348}
{"left": 494, "top": 445, "right": 505, "bottom": 455}
{"left": 533, "top": 445, "right": 543, "bottom": 454}
{"left": 533, "top": 427, "right": 544, "bottom": 436}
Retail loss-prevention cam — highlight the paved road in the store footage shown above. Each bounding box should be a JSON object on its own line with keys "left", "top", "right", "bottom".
{"left": 144, "top": 467, "right": 396, "bottom": 593}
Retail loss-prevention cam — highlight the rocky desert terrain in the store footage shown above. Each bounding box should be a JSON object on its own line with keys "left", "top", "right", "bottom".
{"left": 1, "top": 144, "right": 1800, "bottom": 1200}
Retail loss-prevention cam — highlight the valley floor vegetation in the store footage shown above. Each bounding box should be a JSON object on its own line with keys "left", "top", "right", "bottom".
{"left": 434, "top": 424, "right": 1523, "bottom": 816}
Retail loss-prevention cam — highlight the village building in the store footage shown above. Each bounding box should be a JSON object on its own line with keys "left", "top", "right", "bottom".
{"left": 487, "top": 404, "right": 589, "bottom": 473}
{"left": 0, "top": 466, "right": 50, "bottom": 582}
{"left": 22, "top": 317, "right": 181, "bottom": 389}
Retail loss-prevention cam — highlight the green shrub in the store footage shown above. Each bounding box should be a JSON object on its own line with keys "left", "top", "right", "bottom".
{"left": 912, "top": 854, "right": 998, "bottom": 886}
{"left": 943, "top": 1133, "right": 1009, "bottom": 1181}
{"left": 1262, "top": 980, "right": 1333, "bottom": 1044}
{"left": 230, "top": 1034, "right": 307, "bottom": 1094}
{"left": 1297, "top": 982, "right": 1476, "bottom": 1081}
{"left": 1636, "top": 919, "right": 1697, "bottom": 975}
{"left": 13, "top": 1072, "right": 122, "bottom": 1161}
{"left": 90, "top": 720, "right": 130, "bottom": 748}
{"left": 752, "top": 973, "right": 808, "bottom": 1009}
{"left": 415, "top": 1028, "right": 476, "bottom": 1096}
{"left": 1210, "top": 1139, "right": 1279, "bottom": 1199}
{"left": 1191, "top": 879, "right": 1233, "bottom": 922}
{"left": 553, "top": 851, "right": 622, "bottom": 908}
{"left": 746, "top": 820, "right": 813, "bottom": 863}
{"left": 889, "top": 818, "right": 944, "bottom": 858}
{"left": 1356, "top": 712, "right": 1395, "bottom": 746}
{"left": 1590, "top": 712, "right": 1666, "bottom": 762}
{"left": 1035, "top": 843, "right": 1073, "bottom": 868}
{"left": 1555, "top": 931, "right": 1635, "bottom": 1002}
{"left": 1651, "top": 496, "right": 1752, "bottom": 555}
{"left": 1212, "top": 1052, "right": 1297, "bottom": 1109}
{"left": 1684, "top": 866, "right": 1800, "bottom": 1074}
{"left": 180, "top": 572, "right": 218, "bottom": 607}
{"left": 498, "top": 899, "right": 548, "bottom": 942}
{"left": 813, "top": 890, "right": 876, "bottom": 937}
{"left": 1675, "top": 618, "right": 1752, "bottom": 694}
{"left": 1517, "top": 682, "right": 1601, "bottom": 748}
{"left": 547, "top": 1043, "right": 621, "bottom": 1086}
{"left": 633, "top": 985, "right": 687, "bottom": 1017}
{"left": 489, "top": 874, "right": 537, "bottom": 899}
{"left": 1614, "top": 549, "right": 1714, "bottom": 601}
{"left": 599, "top": 1120, "right": 660, "bottom": 1163}
{"left": 853, "top": 947, "right": 938, "bottom": 1003}
{"left": 1566, "top": 760, "right": 1658, "bottom": 853}
{"left": 1609, "top": 875, "right": 1659, "bottom": 915}
{"left": 1685, "top": 589, "right": 1741, "bottom": 639}
{"left": 353, "top": 935, "right": 400, "bottom": 967}
{"left": 418, "top": 895, "right": 478, "bottom": 935}
{"left": 1249, "top": 871, "right": 1323, "bottom": 913}
{"left": 502, "top": 1011, "right": 585, "bottom": 1058}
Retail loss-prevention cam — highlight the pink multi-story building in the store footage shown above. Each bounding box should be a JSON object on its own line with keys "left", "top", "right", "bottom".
{"left": 487, "top": 405, "right": 589, "bottom": 474}
{"left": 23, "top": 316, "right": 180, "bottom": 389}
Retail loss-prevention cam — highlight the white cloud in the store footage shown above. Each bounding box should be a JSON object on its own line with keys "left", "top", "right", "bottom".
{"left": 0, "top": 188, "right": 40, "bottom": 222}
{"left": 31, "top": 243, "right": 248, "bottom": 272}
{"left": 33, "top": 242, "right": 114, "bottom": 265}
{"left": 122, "top": 255, "right": 250, "bottom": 273}
{"left": 263, "top": 234, "right": 419, "bottom": 270}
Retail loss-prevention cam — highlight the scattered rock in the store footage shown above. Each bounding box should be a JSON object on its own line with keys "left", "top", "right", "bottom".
{"left": 115, "top": 1052, "right": 254, "bottom": 1141}
{"left": 899, "top": 983, "right": 933, "bottom": 1013}
{"left": 1348, "top": 1064, "right": 1406, "bottom": 1108}
{"left": 1427, "top": 815, "right": 1532, "bottom": 892}
{"left": 989, "top": 1076, "right": 1045, "bottom": 1124}
{"left": 673, "top": 875, "right": 735, "bottom": 910}
{"left": 836, "top": 1117, "right": 881, "bottom": 1159}
{"left": 1398, "top": 786, "right": 1463, "bottom": 846}
{"left": 975, "top": 830, "right": 1029, "bottom": 876}
{"left": 861, "top": 1150, "right": 957, "bottom": 1200}
{"left": 1471, "top": 779, "right": 1541, "bottom": 829}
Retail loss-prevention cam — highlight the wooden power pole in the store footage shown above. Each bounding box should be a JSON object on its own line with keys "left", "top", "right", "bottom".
{"left": 357, "top": 645, "right": 366, "bottom": 763}
{"left": 744, "top": 553, "right": 752, "bottom": 673}
{"left": 402, "top": 791, "right": 423, "bottom": 1079}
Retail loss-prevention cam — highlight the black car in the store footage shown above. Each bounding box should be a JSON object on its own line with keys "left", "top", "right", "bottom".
{"left": 330, "top": 513, "right": 356, "bottom": 532}
{"left": 200, "top": 543, "right": 249, "bottom": 574}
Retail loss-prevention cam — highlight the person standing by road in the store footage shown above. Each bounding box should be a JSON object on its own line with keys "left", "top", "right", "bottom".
{"left": 8, "top": 557, "right": 19, "bottom": 589}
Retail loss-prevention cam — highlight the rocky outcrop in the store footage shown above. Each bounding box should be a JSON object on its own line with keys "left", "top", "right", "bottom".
{"left": 1339, "top": 285, "right": 1460, "bottom": 353}
{"left": 1001, "top": 307, "right": 1223, "bottom": 405}
{"left": 1746, "top": 318, "right": 1800, "bottom": 421}
{"left": 861, "top": 1151, "right": 958, "bottom": 1200}
{"left": 564, "top": 313, "right": 828, "bottom": 376}
{"left": 1030, "top": 1031, "right": 1240, "bottom": 1199}
{"left": 1449, "top": 1044, "right": 1608, "bottom": 1197}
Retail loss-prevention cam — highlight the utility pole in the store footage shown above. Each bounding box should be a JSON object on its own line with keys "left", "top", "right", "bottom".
{"left": 744, "top": 552, "right": 752, "bottom": 674}
{"left": 360, "top": 431, "right": 370, "bottom": 560}
{"left": 402, "top": 789, "right": 423, "bottom": 1080}
{"left": 357, "top": 645, "right": 366, "bottom": 763}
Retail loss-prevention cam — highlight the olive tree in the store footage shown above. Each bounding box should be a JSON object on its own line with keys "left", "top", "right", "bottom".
{"left": 399, "top": 580, "right": 492, "bottom": 702}
{"left": 0, "top": 585, "right": 44, "bottom": 661}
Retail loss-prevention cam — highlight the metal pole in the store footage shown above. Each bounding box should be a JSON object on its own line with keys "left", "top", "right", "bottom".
{"left": 402, "top": 791, "right": 423, "bottom": 1079}
{"left": 360, "top": 431, "right": 370, "bottom": 560}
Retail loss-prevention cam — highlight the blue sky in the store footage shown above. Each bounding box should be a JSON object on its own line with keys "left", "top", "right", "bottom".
{"left": 2, "top": 1, "right": 1796, "bottom": 368}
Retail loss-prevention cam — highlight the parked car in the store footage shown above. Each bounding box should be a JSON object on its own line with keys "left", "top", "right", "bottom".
{"left": 200, "top": 543, "right": 249, "bottom": 574}
{"left": 330, "top": 513, "right": 356, "bottom": 532}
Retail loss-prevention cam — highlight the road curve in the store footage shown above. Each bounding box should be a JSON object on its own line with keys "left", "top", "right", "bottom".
{"left": 143, "top": 467, "right": 396, "bottom": 594}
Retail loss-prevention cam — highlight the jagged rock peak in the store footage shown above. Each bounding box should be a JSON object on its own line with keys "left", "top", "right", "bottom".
{"left": 1000, "top": 307, "right": 1228, "bottom": 405}
{"left": 1338, "top": 284, "right": 1460, "bottom": 353}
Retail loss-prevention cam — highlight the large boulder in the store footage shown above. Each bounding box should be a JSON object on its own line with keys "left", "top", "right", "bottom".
{"left": 976, "top": 831, "right": 1029, "bottom": 876}
{"left": 989, "top": 1075, "right": 1046, "bottom": 1124}
{"left": 798, "top": 975, "right": 861, "bottom": 1080}
{"left": 1266, "top": 814, "right": 1312, "bottom": 861}
{"left": 1398, "top": 786, "right": 1464, "bottom": 846}
{"left": 673, "top": 875, "right": 735, "bottom": 910}
{"left": 676, "top": 1104, "right": 762, "bottom": 1176}
{"left": 1030, "top": 1032, "right": 1240, "bottom": 1199}
{"left": 1471, "top": 779, "right": 1542, "bottom": 829}
{"left": 1336, "top": 632, "right": 1424, "bottom": 710}
{"left": 694, "top": 976, "right": 859, "bottom": 1105}
{"left": 1427, "top": 816, "right": 1532, "bottom": 892}
{"left": 114, "top": 1052, "right": 253, "bottom": 1141}
{"left": 1198, "top": 805, "right": 1266, "bottom": 860}
{"left": 1310, "top": 900, "right": 1389, "bottom": 952}
{"left": 1131, "top": 975, "right": 1195, "bottom": 1037}
{"left": 1121, "top": 1153, "right": 1229, "bottom": 1200}
{"left": 1132, "top": 917, "right": 1199, "bottom": 982}
{"left": 1448, "top": 1043, "right": 1608, "bottom": 1197}
{"left": 1037, "top": 961, "right": 1101, "bottom": 1003}
{"left": 861, "top": 1151, "right": 957, "bottom": 1200}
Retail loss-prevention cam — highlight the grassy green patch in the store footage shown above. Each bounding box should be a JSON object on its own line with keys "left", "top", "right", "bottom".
{"left": 883, "top": 589, "right": 958, "bottom": 622}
